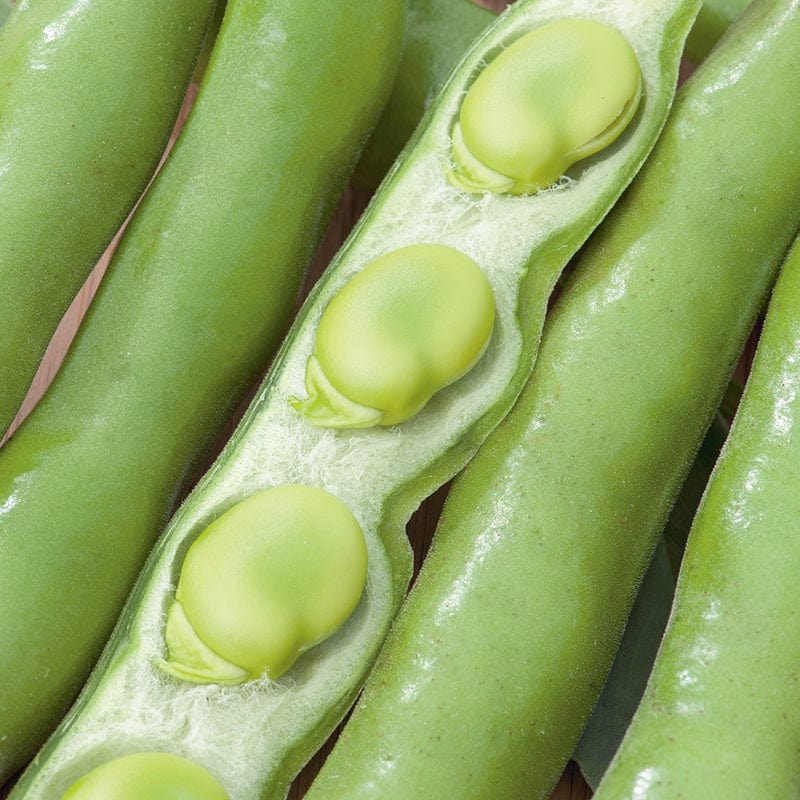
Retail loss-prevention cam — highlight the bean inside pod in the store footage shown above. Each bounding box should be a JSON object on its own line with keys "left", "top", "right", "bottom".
{"left": 449, "top": 17, "right": 643, "bottom": 195}
{"left": 159, "top": 485, "right": 367, "bottom": 685}
{"left": 61, "top": 752, "right": 229, "bottom": 800}
{"left": 291, "top": 243, "right": 495, "bottom": 428}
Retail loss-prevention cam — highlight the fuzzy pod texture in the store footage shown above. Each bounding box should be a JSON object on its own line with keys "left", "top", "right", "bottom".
{"left": 0, "top": 0, "right": 218, "bottom": 435}
{"left": 8, "top": 1, "right": 694, "bottom": 798}
{"left": 0, "top": 0, "right": 406, "bottom": 783}
{"left": 593, "top": 235, "right": 800, "bottom": 798}
{"left": 303, "top": 1, "right": 800, "bottom": 798}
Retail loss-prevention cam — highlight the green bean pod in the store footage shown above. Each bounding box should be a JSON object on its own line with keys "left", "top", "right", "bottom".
{"left": 573, "top": 0, "right": 748, "bottom": 775}
{"left": 0, "top": 0, "right": 12, "bottom": 27}
{"left": 0, "top": 0, "right": 218, "bottom": 435}
{"left": 360, "top": 1, "right": 751, "bottom": 780}
{"left": 593, "top": 235, "right": 800, "bottom": 798}
{"left": 61, "top": 752, "right": 229, "bottom": 800}
{"left": 304, "top": 1, "right": 800, "bottom": 797}
{"left": 0, "top": 0, "right": 405, "bottom": 782}
{"left": 574, "top": 407, "right": 732, "bottom": 786}
{"left": 9, "top": 1, "right": 695, "bottom": 797}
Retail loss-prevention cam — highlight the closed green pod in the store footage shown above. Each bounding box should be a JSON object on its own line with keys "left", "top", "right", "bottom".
{"left": 594, "top": 235, "right": 800, "bottom": 798}
{"left": 303, "top": 2, "right": 800, "bottom": 798}
{"left": 0, "top": 0, "right": 217, "bottom": 434}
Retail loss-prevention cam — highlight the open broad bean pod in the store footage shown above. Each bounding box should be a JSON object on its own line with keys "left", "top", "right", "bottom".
{"left": 10, "top": 0, "right": 697, "bottom": 797}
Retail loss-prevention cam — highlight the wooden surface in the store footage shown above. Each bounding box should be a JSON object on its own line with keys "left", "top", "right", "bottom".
{"left": 1, "top": 0, "right": 595, "bottom": 796}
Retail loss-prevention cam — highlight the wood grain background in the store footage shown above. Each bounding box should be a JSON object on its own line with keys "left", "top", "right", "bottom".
{"left": 1, "top": 1, "right": 601, "bottom": 796}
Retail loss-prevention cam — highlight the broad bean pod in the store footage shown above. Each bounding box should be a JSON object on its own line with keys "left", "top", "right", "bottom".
{"left": 574, "top": 408, "right": 731, "bottom": 786}
{"left": 0, "top": 0, "right": 217, "bottom": 435}
{"left": 0, "top": 0, "right": 405, "bottom": 782}
{"left": 593, "top": 234, "right": 800, "bottom": 797}
{"left": 574, "top": 0, "right": 748, "bottom": 775}
{"left": 305, "top": 1, "right": 800, "bottom": 797}
{"left": 9, "top": 1, "right": 694, "bottom": 797}
{"left": 355, "top": 0, "right": 750, "bottom": 786}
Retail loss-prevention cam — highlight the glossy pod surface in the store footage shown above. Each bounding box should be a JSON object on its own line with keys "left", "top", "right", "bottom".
{"left": 305, "top": 1, "right": 800, "bottom": 797}
{"left": 594, "top": 237, "right": 800, "bottom": 798}
{"left": 571, "top": 394, "right": 735, "bottom": 785}
{"left": 10, "top": 1, "right": 693, "bottom": 798}
{"left": 0, "top": 0, "right": 217, "bottom": 434}
{"left": 0, "top": 0, "right": 405, "bottom": 782}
